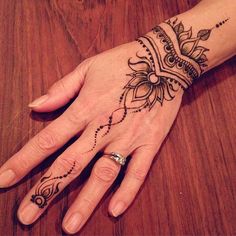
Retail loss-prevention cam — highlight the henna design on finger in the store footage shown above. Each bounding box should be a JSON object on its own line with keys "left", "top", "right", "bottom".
{"left": 88, "top": 18, "right": 229, "bottom": 151}
{"left": 31, "top": 162, "right": 75, "bottom": 208}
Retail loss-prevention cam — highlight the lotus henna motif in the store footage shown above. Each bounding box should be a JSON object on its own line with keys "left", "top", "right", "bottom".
{"left": 124, "top": 55, "right": 179, "bottom": 110}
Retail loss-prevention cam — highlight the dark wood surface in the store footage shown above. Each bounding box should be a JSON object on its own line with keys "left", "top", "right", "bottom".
{"left": 0, "top": 0, "right": 235, "bottom": 235}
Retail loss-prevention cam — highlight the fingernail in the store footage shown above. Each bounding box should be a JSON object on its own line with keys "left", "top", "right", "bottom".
{"left": 18, "top": 203, "right": 39, "bottom": 225}
{"left": 28, "top": 95, "right": 49, "bottom": 107}
{"left": 64, "top": 212, "right": 83, "bottom": 233}
{"left": 111, "top": 201, "right": 125, "bottom": 217}
{"left": 0, "top": 169, "right": 16, "bottom": 187}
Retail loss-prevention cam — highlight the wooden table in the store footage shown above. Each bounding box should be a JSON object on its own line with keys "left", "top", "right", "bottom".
{"left": 0, "top": 0, "right": 235, "bottom": 235}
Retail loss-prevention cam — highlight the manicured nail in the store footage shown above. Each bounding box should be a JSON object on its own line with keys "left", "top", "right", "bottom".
{"left": 18, "top": 203, "right": 39, "bottom": 225}
{"left": 111, "top": 201, "right": 125, "bottom": 217}
{"left": 28, "top": 94, "right": 49, "bottom": 107}
{"left": 0, "top": 169, "right": 16, "bottom": 187}
{"left": 64, "top": 212, "right": 83, "bottom": 233}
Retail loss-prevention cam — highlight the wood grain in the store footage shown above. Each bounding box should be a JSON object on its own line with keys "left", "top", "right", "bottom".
{"left": 0, "top": 0, "right": 235, "bottom": 235}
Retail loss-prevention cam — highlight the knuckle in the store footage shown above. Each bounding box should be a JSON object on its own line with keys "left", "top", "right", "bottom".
{"left": 66, "top": 105, "right": 86, "bottom": 126}
{"left": 57, "top": 80, "right": 67, "bottom": 94}
{"left": 56, "top": 155, "right": 83, "bottom": 176}
{"left": 14, "top": 156, "right": 32, "bottom": 175}
{"left": 76, "top": 57, "right": 93, "bottom": 72}
{"left": 55, "top": 79, "right": 75, "bottom": 100}
{"left": 35, "top": 130, "right": 58, "bottom": 152}
{"left": 55, "top": 79, "right": 66, "bottom": 90}
{"left": 49, "top": 79, "right": 67, "bottom": 95}
{"left": 127, "top": 167, "right": 147, "bottom": 182}
{"left": 81, "top": 196, "right": 95, "bottom": 210}
{"left": 93, "top": 161, "right": 118, "bottom": 183}
{"left": 96, "top": 115, "right": 109, "bottom": 126}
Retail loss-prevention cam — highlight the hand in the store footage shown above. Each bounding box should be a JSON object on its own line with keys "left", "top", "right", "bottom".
{"left": 0, "top": 38, "right": 183, "bottom": 234}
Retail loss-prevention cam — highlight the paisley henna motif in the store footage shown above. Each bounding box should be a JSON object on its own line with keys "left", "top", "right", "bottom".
{"left": 31, "top": 162, "right": 75, "bottom": 208}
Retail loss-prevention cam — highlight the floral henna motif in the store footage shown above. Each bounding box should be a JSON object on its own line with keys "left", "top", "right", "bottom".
{"left": 124, "top": 54, "right": 179, "bottom": 111}
{"left": 164, "top": 17, "right": 229, "bottom": 73}
{"left": 31, "top": 162, "right": 75, "bottom": 208}
{"left": 88, "top": 18, "right": 229, "bottom": 151}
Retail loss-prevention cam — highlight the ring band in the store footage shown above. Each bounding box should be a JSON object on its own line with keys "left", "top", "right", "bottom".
{"left": 104, "top": 152, "right": 126, "bottom": 166}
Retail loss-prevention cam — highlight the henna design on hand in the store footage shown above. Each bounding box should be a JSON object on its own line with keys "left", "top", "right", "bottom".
{"left": 31, "top": 162, "right": 75, "bottom": 208}
{"left": 89, "top": 18, "right": 229, "bottom": 151}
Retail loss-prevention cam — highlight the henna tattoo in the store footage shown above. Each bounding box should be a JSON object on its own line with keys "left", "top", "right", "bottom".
{"left": 164, "top": 18, "right": 229, "bottom": 74}
{"left": 89, "top": 18, "right": 229, "bottom": 151}
{"left": 31, "top": 162, "right": 75, "bottom": 208}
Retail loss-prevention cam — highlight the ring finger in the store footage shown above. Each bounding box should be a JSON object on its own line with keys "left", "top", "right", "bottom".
{"left": 62, "top": 144, "right": 131, "bottom": 234}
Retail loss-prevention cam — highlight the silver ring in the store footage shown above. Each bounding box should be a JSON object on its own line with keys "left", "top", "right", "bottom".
{"left": 104, "top": 152, "right": 126, "bottom": 166}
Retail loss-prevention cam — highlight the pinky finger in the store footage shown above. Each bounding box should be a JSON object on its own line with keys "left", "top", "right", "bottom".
{"left": 108, "top": 147, "right": 157, "bottom": 217}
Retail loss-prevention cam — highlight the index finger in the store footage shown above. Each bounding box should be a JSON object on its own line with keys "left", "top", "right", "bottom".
{"left": 0, "top": 101, "right": 88, "bottom": 188}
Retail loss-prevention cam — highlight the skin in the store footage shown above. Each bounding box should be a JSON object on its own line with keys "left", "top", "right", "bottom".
{"left": 1, "top": 42, "right": 184, "bottom": 233}
{"left": 0, "top": 0, "right": 235, "bottom": 234}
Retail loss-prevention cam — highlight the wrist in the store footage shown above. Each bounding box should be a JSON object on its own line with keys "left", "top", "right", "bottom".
{"left": 139, "top": 20, "right": 200, "bottom": 91}
{"left": 139, "top": 0, "right": 235, "bottom": 90}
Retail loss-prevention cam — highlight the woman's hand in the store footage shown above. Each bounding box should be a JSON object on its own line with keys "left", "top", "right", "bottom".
{"left": 0, "top": 37, "right": 183, "bottom": 234}
{"left": 0, "top": 39, "right": 183, "bottom": 233}
{"left": 0, "top": 0, "right": 235, "bottom": 233}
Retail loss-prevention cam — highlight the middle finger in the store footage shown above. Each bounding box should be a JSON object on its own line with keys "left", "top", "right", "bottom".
{"left": 17, "top": 126, "right": 103, "bottom": 225}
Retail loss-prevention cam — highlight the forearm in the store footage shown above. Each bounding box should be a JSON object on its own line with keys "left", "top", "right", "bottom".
{"left": 141, "top": 0, "right": 236, "bottom": 89}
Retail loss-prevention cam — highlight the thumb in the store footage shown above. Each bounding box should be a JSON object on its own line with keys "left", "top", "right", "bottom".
{"left": 28, "top": 61, "right": 89, "bottom": 112}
